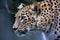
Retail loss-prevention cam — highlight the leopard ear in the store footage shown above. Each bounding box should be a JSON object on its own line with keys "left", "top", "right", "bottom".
{"left": 29, "top": 2, "right": 37, "bottom": 11}
{"left": 17, "top": 3, "right": 26, "bottom": 9}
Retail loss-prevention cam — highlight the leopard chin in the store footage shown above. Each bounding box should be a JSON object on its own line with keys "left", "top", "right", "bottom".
{"left": 13, "top": 27, "right": 31, "bottom": 37}
{"left": 14, "top": 30, "right": 27, "bottom": 37}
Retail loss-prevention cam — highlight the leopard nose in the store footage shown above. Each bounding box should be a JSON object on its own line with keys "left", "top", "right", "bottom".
{"left": 13, "top": 28, "right": 17, "bottom": 31}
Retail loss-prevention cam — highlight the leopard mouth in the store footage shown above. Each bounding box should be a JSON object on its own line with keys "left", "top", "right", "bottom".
{"left": 14, "top": 31, "right": 26, "bottom": 37}
{"left": 13, "top": 27, "right": 31, "bottom": 37}
{"left": 13, "top": 29, "right": 28, "bottom": 37}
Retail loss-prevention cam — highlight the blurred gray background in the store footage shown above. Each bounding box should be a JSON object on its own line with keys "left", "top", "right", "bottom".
{"left": 0, "top": 0, "right": 18, "bottom": 40}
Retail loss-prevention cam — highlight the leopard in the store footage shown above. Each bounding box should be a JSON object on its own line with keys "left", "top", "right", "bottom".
{"left": 13, "top": 3, "right": 38, "bottom": 36}
{"left": 13, "top": 0, "right": 60, "bottom": 40}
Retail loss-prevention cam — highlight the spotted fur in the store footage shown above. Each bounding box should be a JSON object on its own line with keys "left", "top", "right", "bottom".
{"left": 13, "top": 0, "right": 60, "bottom": 39}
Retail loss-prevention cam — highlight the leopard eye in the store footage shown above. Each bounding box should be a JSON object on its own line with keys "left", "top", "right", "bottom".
{"left": 21, "top": 14, "right": 25, "bottom": 15}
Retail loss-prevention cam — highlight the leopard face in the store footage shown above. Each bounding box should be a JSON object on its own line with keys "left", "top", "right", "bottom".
{"left": 13, "top": 4, "right": 38, "bottom": 36}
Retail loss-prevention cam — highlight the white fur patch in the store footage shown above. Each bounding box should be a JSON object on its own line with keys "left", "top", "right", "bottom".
{"left": 26, "top": 27, "right": 31, "bottom": 31}
{"left": 20, "top": 19, "right": 24, "bottom": 22}
{"left": 17, "top": 3, "right": 25, "bottom": 9}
